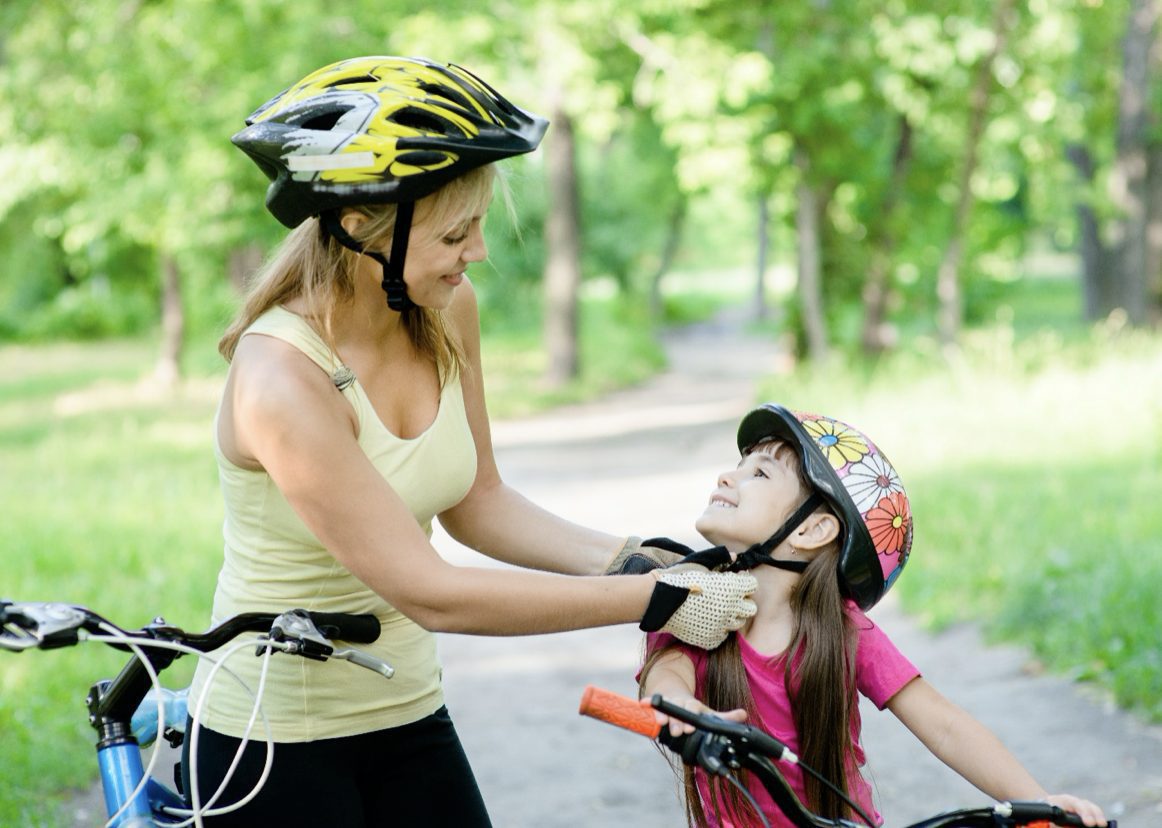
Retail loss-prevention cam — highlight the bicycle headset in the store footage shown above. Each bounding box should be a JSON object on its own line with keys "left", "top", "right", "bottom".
{"left": 647, "top": 404, "right": 913, "bottom": 611}
{"left": 231, "top": 56, "right": 549, "bottom": 311}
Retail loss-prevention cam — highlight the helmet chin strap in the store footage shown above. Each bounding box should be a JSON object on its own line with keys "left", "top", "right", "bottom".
{"left": 320, "top": 203, "right": 416, "bottom": 312}
{"left": 641, "top": 491, "right": 825, "bottom": 575}
{"left": 726, "top": 491, "right": 824, "bottom": 574}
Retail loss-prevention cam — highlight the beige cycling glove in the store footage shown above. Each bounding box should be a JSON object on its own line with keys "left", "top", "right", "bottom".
{"left": 639, "top": 569, "right": 758, "bottom": 650}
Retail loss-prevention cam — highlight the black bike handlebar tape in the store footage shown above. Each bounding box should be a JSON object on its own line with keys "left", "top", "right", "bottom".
{"left": 579, "top": 685, "right": 661, "bottom": 738}
{"left": 306, "top": 612, "right": 381, "bottom": 644}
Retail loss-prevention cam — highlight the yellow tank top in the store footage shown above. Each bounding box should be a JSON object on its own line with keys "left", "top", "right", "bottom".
{"left": 189, "top": 306, "right": 477, "bottom": 741}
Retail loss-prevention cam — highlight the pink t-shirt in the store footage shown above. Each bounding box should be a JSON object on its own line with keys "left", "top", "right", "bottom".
{"left": 645, "top": 607, "right": 919, "bottom": 828}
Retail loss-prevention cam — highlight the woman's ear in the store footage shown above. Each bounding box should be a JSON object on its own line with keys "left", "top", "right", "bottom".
{"left": 793, "top": 512, "right": 841, "bottom": 551}
{"left": 339, "top": 209, "right": 366, "bottom": 239}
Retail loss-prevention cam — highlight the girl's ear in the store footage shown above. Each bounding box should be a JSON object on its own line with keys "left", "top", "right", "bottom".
{"left": 793, "top": 512, "right": 841, "bottom": 551}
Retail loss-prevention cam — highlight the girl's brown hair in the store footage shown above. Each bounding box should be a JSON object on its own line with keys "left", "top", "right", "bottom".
{"left": 219, "top": 165, "right": 500, "bottom": 381}
{"left": 640, "top": 444, "right": 859, "bottom": 827}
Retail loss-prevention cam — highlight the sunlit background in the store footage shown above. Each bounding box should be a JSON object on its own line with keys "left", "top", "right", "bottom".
{"left": 1, "top": 1, "right": 1160, "bottom": 823}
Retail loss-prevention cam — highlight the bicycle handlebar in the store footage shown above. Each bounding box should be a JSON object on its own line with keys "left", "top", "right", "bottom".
{"left": 1, "top": 599, "right": 394, "bottom": 741}
{"left": 579, "top": 685, "right": 1113, "bottom": 828}
{"left": 0, "top": 600, "right": 381, "bottom": 653}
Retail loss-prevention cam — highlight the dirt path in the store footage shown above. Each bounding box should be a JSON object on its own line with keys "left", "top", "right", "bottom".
{"left": 436, "top": 312, "right": 1162, "bottom": 826}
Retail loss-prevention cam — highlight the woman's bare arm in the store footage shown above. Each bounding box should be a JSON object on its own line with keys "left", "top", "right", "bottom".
{"left": 227, "top": 330, "right": 653, "bottom": 635}
{"left": 437, "top": 279, "right": 627, "bottom": 576}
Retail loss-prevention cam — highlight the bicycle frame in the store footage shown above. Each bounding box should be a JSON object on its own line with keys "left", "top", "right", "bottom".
{"left": 96, "top": 742, "right": 185, "bottom": 827}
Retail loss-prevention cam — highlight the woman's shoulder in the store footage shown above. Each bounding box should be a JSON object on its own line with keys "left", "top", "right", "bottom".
{"left": 232, "top": 330, "right": 336, "bottom": 404}
{"left": 240, "top": 305, "right": 345, "bottom": 375}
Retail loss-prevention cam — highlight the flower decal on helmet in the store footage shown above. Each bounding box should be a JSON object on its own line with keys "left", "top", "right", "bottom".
{"left": 796, "top": 410, "right": 912, "bottom": 598}
{"left": 801, "top": 417, "right": 870, "bottom": 469}
{"left": 866, "top": 491, "right": 910, "bottom": 558}
{"left": 844, "top": 452, "right": 904, "bottom": 514}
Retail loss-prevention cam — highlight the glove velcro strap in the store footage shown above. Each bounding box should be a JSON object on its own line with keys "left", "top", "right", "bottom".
{"left": 639, "top": 580, "right": 689, "bottom": 632}
{"left": 617, "top": 553, "right": 671, "bottom": 576}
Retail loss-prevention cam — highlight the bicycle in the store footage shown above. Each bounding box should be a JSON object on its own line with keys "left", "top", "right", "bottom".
{"left": 0, "top": 599, "right": 394, "bottom": 827}
{"left": 578, "top": 685, "right": 1116, "bottom": 828}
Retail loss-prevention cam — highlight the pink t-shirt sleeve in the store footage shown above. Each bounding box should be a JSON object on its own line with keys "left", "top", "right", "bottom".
{"left": 851, "top": 609, "right": 920, "bottom": 709}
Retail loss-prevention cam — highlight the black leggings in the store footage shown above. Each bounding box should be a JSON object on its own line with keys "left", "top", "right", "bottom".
{"left": 180, "top": 706, "right": 491, "bottom": 827}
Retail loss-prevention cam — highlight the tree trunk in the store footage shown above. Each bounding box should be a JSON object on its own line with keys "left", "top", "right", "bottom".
{"left": 755, "top": 194, "right": 771, "bottom": 323}
{"left": 795, "top": 150, "right": 829, "bottom": 363}
{"left": 228, "top": 243, "right": 265, "bottom": 293}
{"left": 542, "top": 103, "right": 583, "bottom": 387}
{"left": 1147, "top": 143, "right": 1162, "bottom": 318}
{"left": 1109, "top": 0, "right": 1159, "bottom": 325}
{"left": 1066, "top": 144, "right": 1115, "bottom": 320}
{"left": 936, "top": 0, "right": 1017, "bottom": 348}
{"left": 649, "top": 198, "right": 686, "bottom": 323}
{"left": 860, "top": 114, "right": 914, "bottom": 354}
{"left": 153, "top": 255, "right": 183, "bottom": 387}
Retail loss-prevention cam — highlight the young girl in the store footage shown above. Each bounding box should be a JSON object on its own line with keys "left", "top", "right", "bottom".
{"left": 639, "top": 403, "right": 1108, "bottom": 828}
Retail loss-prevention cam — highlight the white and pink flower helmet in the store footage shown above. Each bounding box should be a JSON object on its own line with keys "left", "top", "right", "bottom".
{"left": 736, "top": 403, "right": 912, "bottom": 610}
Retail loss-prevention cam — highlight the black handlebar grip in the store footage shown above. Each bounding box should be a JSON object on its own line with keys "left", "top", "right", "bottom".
{"left": 306, "top": 612, "right": 381, "bottom": 644}
{"left": 1007, "top": 800, "right": 1115, "bottom": 827}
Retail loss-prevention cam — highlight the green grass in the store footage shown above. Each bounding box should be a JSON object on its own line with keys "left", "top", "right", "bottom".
{"left": 0, "top": 341, "right": 224, "bottom": 825}
{"left": 758, "top": 323, "right": 1162, "bottom": 721}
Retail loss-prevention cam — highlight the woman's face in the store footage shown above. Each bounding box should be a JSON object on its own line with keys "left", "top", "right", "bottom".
{"left": 399, "top": 199, "right": 490, "bottom": 310}
{"left": 695, "top": 440, "right": 811, "bottom": 554}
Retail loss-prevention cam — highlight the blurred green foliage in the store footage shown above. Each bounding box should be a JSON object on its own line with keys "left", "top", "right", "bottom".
{"left": 2, "top": 0, "right": 1154, "bottom": 354}
{"left": 2, "top": 0, "right": 1160, "bottom": 822}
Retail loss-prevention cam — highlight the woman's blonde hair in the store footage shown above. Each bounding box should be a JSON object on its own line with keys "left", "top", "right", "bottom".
{"left": 220, "top": 165, "right": 500, "bottom": 384}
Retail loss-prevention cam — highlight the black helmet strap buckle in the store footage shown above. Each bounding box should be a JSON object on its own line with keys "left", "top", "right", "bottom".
{"left": 320, "top": 204, "right": 416, "bottom": 312}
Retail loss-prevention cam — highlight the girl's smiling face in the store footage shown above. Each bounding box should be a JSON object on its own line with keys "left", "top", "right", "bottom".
{"left": 695, "top": 440, "right": 813, "bottom": 554}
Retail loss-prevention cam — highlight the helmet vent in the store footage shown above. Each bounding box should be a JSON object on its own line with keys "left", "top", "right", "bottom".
{"left": 301, "top": 111, "right": 345, "bottom": 132}
{"left": 391, "top": 106, "right": 457, "bottom": 136}
{"left": 325, "top": 74, "right": 378, "bottom": 88}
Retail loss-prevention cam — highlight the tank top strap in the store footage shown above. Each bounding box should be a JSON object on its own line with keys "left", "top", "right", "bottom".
{"left": 244, "top": 305, "right": 354, "bottom": 389}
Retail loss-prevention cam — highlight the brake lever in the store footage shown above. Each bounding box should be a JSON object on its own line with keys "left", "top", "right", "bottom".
{"left": 650, "top": 694, "right": 798, "bottom": 764}
{"left": 330, "top": 646, "right": 395, "bottom": 679}
{"left": 0, "top": 602, "right": 90, "bottom": 651}
{"left": 259, "top": 609, "right": 394, "bottom": 678}
{"left": 262, "top": 609, "right": 333, "bottom": 661}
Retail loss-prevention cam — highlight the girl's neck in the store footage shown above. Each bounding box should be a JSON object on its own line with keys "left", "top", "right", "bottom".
{"left": 740, "top": 566, "right": 800, "bottom": 656}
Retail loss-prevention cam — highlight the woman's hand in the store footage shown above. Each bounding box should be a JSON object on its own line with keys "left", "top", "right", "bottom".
{"left": 1044, "top": 794, "right": 1108, "bottom": 827}
{"left": 650, "top": 694, "right": 748, "bottom": 739}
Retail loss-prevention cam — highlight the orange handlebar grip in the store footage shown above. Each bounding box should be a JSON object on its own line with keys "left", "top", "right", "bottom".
{"left": 579, "top": 685, "right": 661, "bottom": 738}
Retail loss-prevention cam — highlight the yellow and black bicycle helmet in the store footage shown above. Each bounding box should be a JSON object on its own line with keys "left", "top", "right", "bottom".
{"left": 232, "top": 56, "right": 548, "bottom": 310}
{"left": 234, "top": 56, "right": 548, "bottom": 228}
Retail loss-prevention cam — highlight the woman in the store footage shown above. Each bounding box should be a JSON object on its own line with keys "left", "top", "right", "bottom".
{"left": 183, "top": 56, "right": 757, "bottom": 827}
